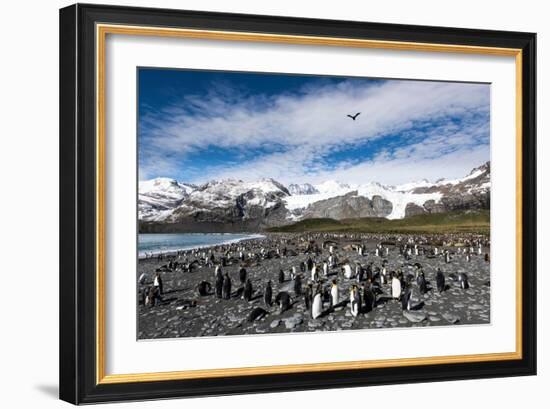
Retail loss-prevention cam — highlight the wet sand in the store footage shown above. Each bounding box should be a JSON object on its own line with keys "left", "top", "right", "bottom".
{"left": 137, "top": 233, "right": 490, "bottom": 340}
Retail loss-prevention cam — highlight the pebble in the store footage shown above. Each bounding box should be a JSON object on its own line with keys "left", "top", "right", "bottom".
{"left": 403, "top": 311, "right": 427, "bottom": 323}
{"left": 284, "top": 316, "right": 303, "bottom": 329}
{"left": 442, "top": 313, "right": 460, "bottom": 324}
{"left": 270, "top": 320, "right": 280, "bottom": 329}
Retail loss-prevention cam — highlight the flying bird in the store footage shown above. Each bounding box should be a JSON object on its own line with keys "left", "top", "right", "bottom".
{"left": 347, "top": 112, "right": 361, "bottom": 121}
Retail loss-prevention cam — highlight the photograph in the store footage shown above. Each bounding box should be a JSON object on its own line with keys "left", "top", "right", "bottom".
{"left": 54, "top": 2, "right": 537, "bottom": 404}
{"left": 136, "top": 68, "right": 491, "bottom": 340}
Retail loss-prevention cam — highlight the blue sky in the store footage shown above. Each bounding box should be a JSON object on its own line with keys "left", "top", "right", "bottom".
{"left": 138, "top": 68, "right": 490, "bottom": 185}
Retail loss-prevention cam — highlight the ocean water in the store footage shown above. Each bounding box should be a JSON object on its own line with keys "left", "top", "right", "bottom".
{"left": 138, "top": 233, "right": 264, "bottom": 257}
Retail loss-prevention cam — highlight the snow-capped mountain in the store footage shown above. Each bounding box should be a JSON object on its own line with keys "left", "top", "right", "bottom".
{"left": 287, "top": 183, "right": 319, "bottom": 195}
{"left": 138, "top": 162, "right": 490, "bottom": 231}
{"left": 138, "top": 178, "right": 196, "bottom": 221}
{"left": 285, "top": 180, "right": 444, "bottom": 220}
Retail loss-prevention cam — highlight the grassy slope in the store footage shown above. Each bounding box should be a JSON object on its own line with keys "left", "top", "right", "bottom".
{"left": 267, "top": 210, "right": 490, "bottom": 234}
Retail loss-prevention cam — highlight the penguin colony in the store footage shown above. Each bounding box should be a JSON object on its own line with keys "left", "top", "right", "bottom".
{"left": 137, "top": 233, "right": 490, "bottom": 339}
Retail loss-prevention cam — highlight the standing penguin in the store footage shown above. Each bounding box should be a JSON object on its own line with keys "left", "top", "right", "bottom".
{"left": 391, "top": 272, "right": 402, "bottom": 300}
{"left": 356, "top": 264, "right": 364, "bottom": 282}
{"left": 401, "top": 287, "right": 412, "bottom": 311}
{"left": 239, "top": 267, "right": 247, "bottom": 285}
{"left": 458, "top": 273, "right": 470, "bottom": 289}
{"left": 367, "top": 264, "right": 375, "bottom": 282}
{"left": 343, "top": 263, "right": 353, "bottom": 279}
{"left": 304, "top": 283, "right": 313, "bottom": 311}
{"left": 138, "top": 272, "right": 147, "bottom": 285}
{"left": 153, "top": 272, "right": 163, "bottom": 296}
{"left": 436, "top": 268, "right": 445, "bottom": 293}
{"left": 214, "top": 265, "right": 223, "bottom": 282}
{"left": 330, "top": 279, "right": 339, "bottom": 309}
{"left": 222, "top": 273, "right": 232, "bottom": 300}
{"left": 264, "top": 280, "right": 273, "bottom": 307}
{"left": 243, "top": 278, "right": 253, "bottom": 301}
{"left": 311, "top": 286, "right": 323, "bottom": 319}
{"left": 363, "top": 283, "right": 376, "bottom": 313}
{"left": 278, "top": 269, "right": 285, "bottom": 284}
{"left": 349, "top": 285, "right": 361, "bottom": 317}
{"left": 215, "top": 273, "right": 224, "bottom": 298}
{"left": 417, "top": 271, "right": 428, "bottom": 294}
{"left": 380, "top": 267, "right": 388, "bottom": 284}
{"left": 323, "top": 261, "right": 329, "bottom": 277}
{"left": 293, "top": 274, "right": 303, "bottom": 296}
{"left": 311, "top": 264, "right": 319, "bottom": 282}
{"left": 306, "top": 257, "right": 314, "bottom": 272}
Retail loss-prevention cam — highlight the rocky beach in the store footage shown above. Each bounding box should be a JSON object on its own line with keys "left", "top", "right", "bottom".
{"left": 137, "top": 232, "right": 490, "bottom": 340}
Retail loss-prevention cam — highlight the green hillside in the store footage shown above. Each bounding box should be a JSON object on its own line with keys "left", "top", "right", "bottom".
{"left": 267, "top": 210, "right": 490, "bottom": 234}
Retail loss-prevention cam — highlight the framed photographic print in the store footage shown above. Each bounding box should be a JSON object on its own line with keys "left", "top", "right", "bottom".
{"left": 59, "top": 3, "right": 537, "bottom": 404}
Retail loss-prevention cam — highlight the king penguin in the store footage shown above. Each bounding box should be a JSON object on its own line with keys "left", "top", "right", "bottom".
{"left": 275, "top": 291, "right": 291, "bottom": 314}
{"left": 343, "top": 263, "right": 353, "bottom": 279}
{"left": 264, "top": 280, "right": 273, "bottom": 307}
{"left": 458, "top": 273, "right": 470, "bottom": 289}
{"left": 436, "top": 268, "right": 446, "bottom": 293}
{"left": 215, "top": 273, "right": 224, "bottom": 298}
{"left": 363, "top": 282, "right": 376, "bottom": 313}
{"left": 243, "top": 278, "right": 253, "bottom": 301}
{"left": 222, "top": 272, "right": 232, "bottom": 300}
{"left": 239, "top": 267, "right": 247, "bottom": 285}
{"left": 294, "top": 274, "right": 303, "bottom": 296}
{"left": 417, "top": 270, "right": 428, "bottom": 294}
{"left": 391, "top": 272, "right": 402, "bottom": 299}
{"left": 304, "top": 283, "right": 313, "bottom": 311}
{"left": 401, "top": 287, "right": 412, "bottom": 311}
{"left": 330, "top": 279, "right": 339, "bottom": 309}
{"left": 311, "top": 285, "right": 323, "bottom": 319}
{"left": 214, "top": 265, "right": 222, "bottom": 282}
{"left": 311, "top": 263, "right": 319, "bottom": 282}
{"left": 350, "top": 285, "right": 361, "bottom": 317}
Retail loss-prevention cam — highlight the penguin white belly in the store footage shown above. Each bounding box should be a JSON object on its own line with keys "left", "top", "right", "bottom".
{"left": 350, "top": 293, "right": 359, "bottom": 317}
{"left": 311, "top": 266, "right": 317, "bottom": 281}
{"left": 344, "top": 265, "right": 352, "bottom": 279}
{"left": 331, "top": 287, "right": 339, "bottom": 305}
{"left": 312, "top": 294, "right": 323, "bottom": 319}
{"left": 392, "top": 278, "right": 401, "bottom": 299}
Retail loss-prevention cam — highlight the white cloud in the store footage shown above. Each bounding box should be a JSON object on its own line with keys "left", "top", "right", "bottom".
{"left": 139, "top": 78, "right": 490, "bottom": 185}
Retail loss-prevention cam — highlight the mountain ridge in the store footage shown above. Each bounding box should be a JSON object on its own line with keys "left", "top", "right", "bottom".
{"left": 138, "top": 161, "right": 490, "bottom": 232}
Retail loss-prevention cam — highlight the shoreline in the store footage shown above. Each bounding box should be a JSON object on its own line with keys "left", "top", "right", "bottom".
{"left": 138, "top": 233, "right": 266, "bottom": 259}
